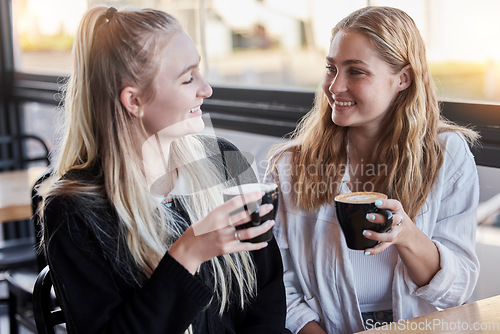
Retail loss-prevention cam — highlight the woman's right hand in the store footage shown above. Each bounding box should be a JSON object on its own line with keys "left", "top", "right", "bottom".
{"left": 168, "top": 191, "right": 275, "bottom": 274}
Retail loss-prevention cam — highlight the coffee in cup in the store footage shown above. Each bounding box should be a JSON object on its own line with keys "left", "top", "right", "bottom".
{"left": 223, "top": 183, "right": 278, "bottom": 243}
{"left": 335, "top": 191, "right": 393, "bottom": 250}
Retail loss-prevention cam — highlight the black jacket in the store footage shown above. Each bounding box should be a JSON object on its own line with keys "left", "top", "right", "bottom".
{"left": 44, "top": 136, "right": 290, "bottom": 334}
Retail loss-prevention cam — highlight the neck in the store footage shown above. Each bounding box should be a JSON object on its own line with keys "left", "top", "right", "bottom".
{"left": 348, "top": 130, "right": 378, "bottom": 192}
{"left": 348, "top": 129, "right": 379, "bottom": 163}
{"left": 142, "top": 133, "right": 176, "bottom": 196}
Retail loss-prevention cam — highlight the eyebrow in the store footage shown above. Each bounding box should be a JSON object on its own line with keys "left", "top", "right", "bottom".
{"left": 177, "top": 57, "right": 201, "bottom": 79}
{"left": 326, "top": 57, "right": 367, "bottom": 66}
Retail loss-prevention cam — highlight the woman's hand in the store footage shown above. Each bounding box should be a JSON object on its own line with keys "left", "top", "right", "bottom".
{"left": 361, "top": 198, "right": 409, "bottom": 255}
{"left": 362, "top": 198, "right": 441, "bottom": 287}
{"left": 169, "top": 191, "right": 275, "bottom": 274}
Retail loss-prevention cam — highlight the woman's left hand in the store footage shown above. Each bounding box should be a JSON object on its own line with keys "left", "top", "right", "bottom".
{"left": 361, "top": 198, "right": 410, "bottom": 255}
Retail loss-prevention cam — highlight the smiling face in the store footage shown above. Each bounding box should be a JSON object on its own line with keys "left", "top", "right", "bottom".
{"left": 321, "top": 30, "right": 406, "bottom": 136}
{"left": 141, "top": 29, "right": 212, "bottom": 138}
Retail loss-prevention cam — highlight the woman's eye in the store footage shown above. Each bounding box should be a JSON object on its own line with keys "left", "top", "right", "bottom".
{"left": 325, "top": 65, "right": 337, "bottom": 74}
{"left": 183, "top": 76, "right": 194, "bottom": 84}
{"left": 183, "top": 67, "right": 201, "bottom": 84}
{"left": 349, "top": 68, "right": 364, "bottom": 75}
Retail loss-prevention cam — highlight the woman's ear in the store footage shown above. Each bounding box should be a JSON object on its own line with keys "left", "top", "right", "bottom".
{"left": 398, "top": 64, "right": 413, "bottom": 91}
{"left": 120, "top": 86, "right": 143, "bottom": 117}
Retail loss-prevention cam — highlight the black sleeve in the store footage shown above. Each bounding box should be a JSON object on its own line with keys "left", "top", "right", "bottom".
{"left": 237, "top": 237, "right": 291, "bottom": 334}
{"left": 44, "top": 196, "right": 214, "bottom": 334}
{"left": 201, "top": 135, "right": 259, "bottom": 185}
{"left": 213, "top": 137, "right": 289, "bottom": 333}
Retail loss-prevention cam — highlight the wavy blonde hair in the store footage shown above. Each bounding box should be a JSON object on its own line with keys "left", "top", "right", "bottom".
{"left": 43, "top": 6, "right": 256, "bottom": 319}
{"left": 268, "top": 6, "right": 478, "bottom": 220}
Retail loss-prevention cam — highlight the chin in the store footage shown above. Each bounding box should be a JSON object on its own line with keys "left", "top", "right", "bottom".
{"left": 331, "top": 113, "right": 349, "bottom": 128}
{"left": 177, "top": 117, "right": 205, "bottom": 137}
{"left": 156, "top": 117, "right": 205, "bottom": 139}
{"left": 186, "top": 117, "right": 205, "bottom": 135}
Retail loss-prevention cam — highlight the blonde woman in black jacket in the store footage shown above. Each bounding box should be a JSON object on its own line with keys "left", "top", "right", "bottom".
{"left": 41, "top": 6, "right": 288, "bottom": 334}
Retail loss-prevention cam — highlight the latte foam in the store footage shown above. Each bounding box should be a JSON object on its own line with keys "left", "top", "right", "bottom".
{"left": 335, "top": 192, "right": 387, "bottom": 204}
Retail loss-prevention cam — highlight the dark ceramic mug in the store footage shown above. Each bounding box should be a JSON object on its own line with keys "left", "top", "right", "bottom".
{"left": 223, "top": 183, "right": 278, "bottom": 243}
{"left": 335, "top": 192, "right": 393, "bottom": 250}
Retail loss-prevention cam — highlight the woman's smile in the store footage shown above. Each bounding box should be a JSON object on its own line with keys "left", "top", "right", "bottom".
{"left": 189, "top": 106, "right": 202, "bottom": 116}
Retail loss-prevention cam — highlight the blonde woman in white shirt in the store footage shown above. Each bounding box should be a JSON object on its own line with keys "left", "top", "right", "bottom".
{"left": 266, "top": 6, "right": 479, "bottom": 334}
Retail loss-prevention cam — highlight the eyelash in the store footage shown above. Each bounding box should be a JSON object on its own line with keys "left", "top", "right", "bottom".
{"left": 326, "top": 65, "right": 336, "bottom": 73}
{"left": 325, "top": 65, "right": 364, "bottom": 76}
{"left": 183, "top": 76, "right": 194, "bottom": 84}
{"left": 349, "top": 69, "right": 363, "bottom": 75}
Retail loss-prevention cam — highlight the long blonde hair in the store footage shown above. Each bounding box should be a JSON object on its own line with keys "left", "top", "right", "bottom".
{"left": 43, "top": 6, "right": 256, "bottom": 316}
{"left": 268, "top": 6, "right": 478, "bottom": 220}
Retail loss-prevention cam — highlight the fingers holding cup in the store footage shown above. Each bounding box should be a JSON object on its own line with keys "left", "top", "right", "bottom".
{"left": 223, "top": 183, "right": 279, "bottom": 243}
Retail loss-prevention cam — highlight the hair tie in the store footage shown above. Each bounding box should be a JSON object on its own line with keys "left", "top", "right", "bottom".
{"left": 106, "top": 7, "right": 117, "bottom": 21}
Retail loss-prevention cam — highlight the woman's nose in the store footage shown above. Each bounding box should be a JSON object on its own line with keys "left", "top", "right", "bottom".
{"left": 199, "top": 76, "right": 213, "bottom": 98}
{"left": 329, "top": 74, "right": 347, "bottom": 94}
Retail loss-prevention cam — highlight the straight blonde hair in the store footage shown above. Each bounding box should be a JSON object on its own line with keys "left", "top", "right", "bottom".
{"left": 42, "top": 6, "right": 256, "bottom": 320}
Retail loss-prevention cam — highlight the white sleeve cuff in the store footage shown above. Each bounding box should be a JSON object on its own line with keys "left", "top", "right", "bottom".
{"left": 403, "top": 241, "right": 477, "bottom": 308}
{"left": 286, "top": 303, "right": 321, "bottom": 334}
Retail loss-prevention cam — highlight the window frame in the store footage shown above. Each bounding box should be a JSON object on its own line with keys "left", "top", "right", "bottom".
{"left": 1, "top": 0, "right": 499, "bottom": 169}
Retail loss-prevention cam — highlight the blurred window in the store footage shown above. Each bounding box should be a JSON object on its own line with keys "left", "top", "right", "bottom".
{"left": 11, "top": 0, "right": 500, "bottom": 104}
{"left": 21, "top": 102, "right": 61, "bottom": 158}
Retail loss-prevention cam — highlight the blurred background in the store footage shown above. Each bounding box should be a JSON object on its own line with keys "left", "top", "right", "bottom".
{"left": 11, "top": 0, "right": 500, "bottom": 154}
{"left": 12, "top": 0, "right": 500, "bottom": 101}
{"left": 2, "top": 0, "right": 500, "bottom": 315}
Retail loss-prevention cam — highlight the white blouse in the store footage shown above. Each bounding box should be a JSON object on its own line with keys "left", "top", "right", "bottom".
{"left": 266, "top": 131, "right": 480, "bottom": 334}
